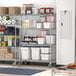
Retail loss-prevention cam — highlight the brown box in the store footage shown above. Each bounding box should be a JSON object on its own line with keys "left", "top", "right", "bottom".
{"left": 0, "top": 47, "right": 11, "bottom": 53}
{"left": 0, "top": 53, "right": 5, "bottom": 59}
{"left": 8, "top": 7, "right": 21, "bottom": 14}
{"left": 5, "top": 53, "right": 15, "bottom": 59}
{"left": 0, "top": 7, "right": 8, "bottom": 14}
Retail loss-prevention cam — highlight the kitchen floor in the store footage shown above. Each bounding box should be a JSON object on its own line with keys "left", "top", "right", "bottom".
{"left": 0, "top": 63, "right": 50, "bottom": 76}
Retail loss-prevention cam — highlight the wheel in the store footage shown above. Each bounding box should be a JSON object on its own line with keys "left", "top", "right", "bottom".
{"left": 48, "top": 64, "right": 52, "bottom": 68}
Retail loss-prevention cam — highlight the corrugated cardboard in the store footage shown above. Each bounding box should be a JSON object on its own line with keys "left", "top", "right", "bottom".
{"left": 5, "top": 53, "right": 15, "bottom": 59}
{"left": 0, "top": 7, "right": 8, "bottom": 14}
{"left": 8, "top": 7, "right": 21, "bottom": 14}
{"left": 0, "top": 47, "right": 11, "bottom": 53}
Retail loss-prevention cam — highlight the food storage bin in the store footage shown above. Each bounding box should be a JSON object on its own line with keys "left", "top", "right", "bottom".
{"left": 41, "top": 30, "right": 47, "bottom": 37}
{"left": 43, "top": 22, "right": 50, "bottom": 28}
{"left": 39, "top": 8, "right": 45, "bottom": 14}
{"left": 21, "top": 47, "right": 30, "bottom": 60}
{"left": 31, "top": 47, "right": 40, "bottom": 60}
{"left": 36, "top": 22, "right": 42, "bottom": 28}
{"left": 37, "top": 37, "right": 45, "bottom": 44}
{"left": 46, "top": 35, "right": 51, "bottom": 44}
{"left": 41, "top": 47, "right": 50, "bottom": 53}
{"left": 50, "top": 35, "right": 56, "bottom": 44}
{"left": 41, "top": 54, "right": 50, "bottom": 60}
{"left": 24, "top": 4, "right": 34, "bottom": 14}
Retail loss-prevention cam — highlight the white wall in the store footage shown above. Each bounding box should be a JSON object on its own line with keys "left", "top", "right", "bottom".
{"left": 56, "top": 0, "right": 75, "bottom": 65}
{"left": 0, "top": 0, "right": 56, "bottom": 7}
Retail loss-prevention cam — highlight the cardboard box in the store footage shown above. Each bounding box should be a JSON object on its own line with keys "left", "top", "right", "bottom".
{"left": 0, "top": 53, "right": 5, "bottom": 59}
{"left": 0, "top": 47, "right": 11, "bottom": 53}
{"left": 5, "top": 53, "right": 15, "bottom": 59}
{"left": 8, "top": 7, "right": 21, "bottom": 14}
{"left": 0, "top": 7, "right": 8, "bottom": 14}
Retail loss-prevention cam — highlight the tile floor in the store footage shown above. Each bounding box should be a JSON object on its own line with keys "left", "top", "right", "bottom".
{"left": 0, "top": 64, "right": 50, "bottom": 76}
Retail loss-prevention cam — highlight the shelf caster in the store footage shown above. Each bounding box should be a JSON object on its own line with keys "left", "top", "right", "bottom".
{"left": 12, "top": 61, "right": 17, "bottom": 66}
{"left": 48, "top": 64, "right": 52, "bottom": 68}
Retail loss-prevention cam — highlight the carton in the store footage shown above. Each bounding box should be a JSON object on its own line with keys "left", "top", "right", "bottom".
{"left": 0, "top": 53, "right": 5, "bottom": 59}
{"left": 8, "top": 7, "right": 21, "bottom": 14}
{"left": 5, "top": 53, "right": 15, "bottom": 59}
{"left": 0, "top": 7, "right": 8, "bottom": 14}
{"left": 0, "top": 47, "right": 11, "bottom": 53}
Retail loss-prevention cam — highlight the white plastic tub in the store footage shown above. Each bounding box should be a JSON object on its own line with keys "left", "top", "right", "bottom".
{"left": 41, "top": 47, "right": 50, "bottom": 53}
{"left": 21, "top": 47, "right": 30, "bottom": 60}
{"left": 41, "top": 30, "right": 47, "bottom": 37}
{"left": 41, "top": 54, "right": 50, "bottom": 61}
{"left": 37, "top": 37, "right": 45, "bottom": 44}
{"left": 46, "top": 35, "right": 51, "bottom": 44}
{"left": 50, "top": 35, "right": 55, "bottom": 44}
{"left": 31, "top": 47, "right": 40, "bottom": 60}
{"left": 43, "top": 22, "right": 50, "bottom": 28}
{"left": 36, "top": 22, "right": 42, "bottom": 28}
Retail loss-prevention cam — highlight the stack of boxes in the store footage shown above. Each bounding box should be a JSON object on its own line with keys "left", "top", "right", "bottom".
{"left": 0, "top": 47, "right": 15, "bottom": 59}
{"left": 0, "top": 7, "right": 21, "bottom": 15}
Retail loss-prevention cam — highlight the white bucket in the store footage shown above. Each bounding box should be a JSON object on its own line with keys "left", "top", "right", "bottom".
{"left": 31, "top": 47, "right": 40, "bottom": 60}
{"left": 37, "top": 37, "right": 45, "bottom": 44}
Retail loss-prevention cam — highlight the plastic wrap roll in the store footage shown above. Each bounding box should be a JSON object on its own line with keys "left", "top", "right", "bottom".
{"left": 11, "top": 20, "right": 16, "bottom": 24}
{"left": 7, "top": 20, "right": 11, "bottom": 24}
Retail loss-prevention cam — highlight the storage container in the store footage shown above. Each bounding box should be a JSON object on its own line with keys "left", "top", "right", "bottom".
{"left": 0, "top": 47, "right": 11, "bottom": 53}
{"left": 0, "top": 53, "right": 5, "bottom": 59}
{"left": 32, "top": 7, "right": 38, "bottom": 14}
{"left": 1, "top": 41, "right": 8, "bottom": 46}
{"left": 36, "top": 22, "right": 42, "bottom": 28}
{"left": 39, "top": 8, "right": 45, "bottom": 14}
{"left": 40, "top": 16, "right": 46, "bottom": 22}
{"left": 41, "top": 47, "right": 50, "bottom": 53}
{"left": 31, "top": 47, "right": 40, "bottom": 60}
{"left": 46, "top": 35, "right": 51, "bottom": 44}
{"left": 41, "top": 30, "right": 47, "bottom": 37}
{"left": 37, "top": 37, "right": 45, "bottom": 44}
{"left": 43, "top": 22, "right": 50, "bottom": 28}
{"left": 50, "top": 23, "right": 55, "bottom": 29}
{"left": 50, "top": 35, "right": 55, "bottom": 44}
{"left": 0, "top": 7, "right": 8, "bottom": 14}
{"left": 5, "top": 53, "right": 15, "bottom": 59}
{"left": 41, "top": 54, "right": 50, "bottom": 60}
{"left": 24, "top": 4, "right": 34, "bottom": 14}
{"left": 8, "top": 7, "right": 21, "bottom": 14}
{"left": 21, "top": 47, "right": 30, "bottom": 60}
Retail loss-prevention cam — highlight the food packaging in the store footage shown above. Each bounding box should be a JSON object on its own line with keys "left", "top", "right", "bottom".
{"left": 5, "top": 53, "right": 15, "bottom": 59}
{"left": 40, "top": 16, "right": 46, "bottom": 22}
{"left": 39, "top": 8, "right": 45, "bottom": 14}
{"left": 37, "top": 37, "right": 45, "bottom": 44}
{"left": 1, "top": 41, "right": 8, "bottom": 46}
{"left": 0, "top": 7, "right": 8, "bottom": 14}
{"left": 22, "top": 20, "right": 30, "bottom": 28}
{"left": 0, "top": 53, "right": 5, "bottom": 59}
{"left": 8, "top": 7, "right": 21, "bottom": 14}
{"left": 43, "top": 22, "right": 50, "bottom": 28}
{"left": 31, "top": 47, "right": 40, "bottom": 60}
{"left": 0, "top": 47, "right": 11, "bottom": 53}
